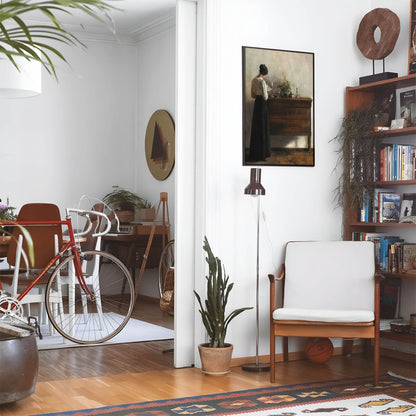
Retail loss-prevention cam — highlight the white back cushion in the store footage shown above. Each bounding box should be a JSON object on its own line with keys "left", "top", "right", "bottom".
{"left": 284, "top": 241, "right": 375, "bottom": 311}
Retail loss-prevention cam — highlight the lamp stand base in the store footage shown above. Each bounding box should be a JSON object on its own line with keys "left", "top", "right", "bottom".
{"left": 242, "top": 362, "right": 270, "bottom": 372}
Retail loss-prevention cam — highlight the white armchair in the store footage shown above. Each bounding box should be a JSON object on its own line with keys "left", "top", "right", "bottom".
{"left": 269, "top": 241, "right": 381, "bottom": 385}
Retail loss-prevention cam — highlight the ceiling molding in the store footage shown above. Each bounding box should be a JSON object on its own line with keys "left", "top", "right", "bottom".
{"left": 22, "top": 9, "right": 176, "bottom": 46}
{"left": 128, "top": 11, "right": 176, "bottom": 43}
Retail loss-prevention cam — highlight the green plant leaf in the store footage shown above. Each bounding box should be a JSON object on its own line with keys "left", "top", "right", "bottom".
{"left": 0, "top": 0, "right": 118, "bottom": 80}
{"left": 194, "top": 237, "right": 253, "bottom": 348}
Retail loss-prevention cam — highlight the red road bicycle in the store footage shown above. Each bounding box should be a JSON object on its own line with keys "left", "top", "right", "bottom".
{"left": 0, "top": 207, "right": 135, "bottom": 344}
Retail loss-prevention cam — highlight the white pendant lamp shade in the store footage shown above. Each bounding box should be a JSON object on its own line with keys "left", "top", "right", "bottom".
{"left": 0, "top": 56, "right": 41, "bottom": 98}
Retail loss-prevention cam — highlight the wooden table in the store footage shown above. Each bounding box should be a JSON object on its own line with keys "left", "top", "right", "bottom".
{"left": 267, "top": 97, "right": 312, "bottom": 149}
{"left": 102, "top": 223, "right": 169, "bottom": 282}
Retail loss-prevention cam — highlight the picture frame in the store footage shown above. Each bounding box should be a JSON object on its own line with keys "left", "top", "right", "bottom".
{"left": 242, "top": 46, "right": 314, "bottom": 166}
{"left": 409, "top": 0, "right": 416, "bottom": 74}
{"left": 145, "top": 110, "right": 175, "bottom": 181}
{"left": 395, "top": 86, "right": 416, "bottom": 127}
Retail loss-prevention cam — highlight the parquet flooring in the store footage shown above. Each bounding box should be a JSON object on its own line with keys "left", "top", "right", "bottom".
{"left": 1, "top": 299, "right": 415, "bottom": 416}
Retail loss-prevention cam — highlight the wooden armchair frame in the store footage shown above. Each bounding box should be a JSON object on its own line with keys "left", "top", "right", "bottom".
{"left": 269, "top": 242, "right": 382, "bottom": 386}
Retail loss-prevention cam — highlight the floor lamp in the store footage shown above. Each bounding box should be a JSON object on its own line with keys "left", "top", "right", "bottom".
{"left": 242, "top": 168, "right": 270, "bottom": 372}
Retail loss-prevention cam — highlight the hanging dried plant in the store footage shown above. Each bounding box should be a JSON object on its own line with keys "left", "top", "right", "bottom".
{"left": 333, "top": 106, "right": 378, "bottom": 210}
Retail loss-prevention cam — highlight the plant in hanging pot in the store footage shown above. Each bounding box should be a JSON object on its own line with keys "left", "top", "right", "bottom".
{"left": 333, "top": 106, "right": 378, "bottom": 212}
{"left": 103, "top": 186, "right": 145, "bottom": 223}
{"left": 194, "top": 237, "right": 252, "bottom": 376}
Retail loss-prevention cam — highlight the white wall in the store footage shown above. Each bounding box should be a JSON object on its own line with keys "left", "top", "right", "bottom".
{"left": 193, "top": 0, "right": 411, "bottom": 362}
{"left": 0, "top": 40, "right": 138, "bottom": 213}
{"left": 0, "top": 27, "right": 177, "bottom": 298}
{"left": 135, "top": 27, "right": 176, "bottom": 298}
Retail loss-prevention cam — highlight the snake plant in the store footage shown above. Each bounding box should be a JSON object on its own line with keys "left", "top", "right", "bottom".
{"left": 0, "top": 0, "right": 116, "bottom": 79}
{"left": 194, "top": 237, "right": 252, "bottom": 348}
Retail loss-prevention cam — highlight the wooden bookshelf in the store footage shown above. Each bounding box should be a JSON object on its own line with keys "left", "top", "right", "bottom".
{"left": 344, "top": 74, "right": 416, "bottom": 349}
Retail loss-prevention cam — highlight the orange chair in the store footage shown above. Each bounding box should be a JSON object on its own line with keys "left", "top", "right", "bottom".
{"left": 0, "top": 203, "right": 63, "bottom": 323}
{"left": 269, "top": 241, "right": 381, "bottom": 385}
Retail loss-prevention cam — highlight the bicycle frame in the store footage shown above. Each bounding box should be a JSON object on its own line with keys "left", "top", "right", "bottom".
{"left": 0, "top": 216, "right": 94, "bottom": 303}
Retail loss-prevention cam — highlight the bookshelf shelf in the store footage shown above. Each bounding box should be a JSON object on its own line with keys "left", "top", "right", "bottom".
{"left": 380, "top": 330, "right": 416, "bottom": 344}
{"left": 373, "top": 126, "right": 416, "bottom": 138}
{"left": 346, "top": 73, "right": 416, "bottom": 93}
{"left": 375, "top": 180, "right": 416, "bottom": 186}
{"left": 350, "top": 222, "right": 416, "bottom": 228}
{"left": 344, "top": 75, "right": 416, "bottom": 352}
{"left": 383, "top": 271, "right": 416, "bottom": 281}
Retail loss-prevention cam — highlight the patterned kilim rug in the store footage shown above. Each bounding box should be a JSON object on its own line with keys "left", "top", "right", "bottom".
{"left": 31, "top": 373, "right": 415, "bottom": 416}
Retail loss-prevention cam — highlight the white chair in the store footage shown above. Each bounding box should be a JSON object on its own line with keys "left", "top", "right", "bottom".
{"left": 52, "top": 205, "right": 108, "bottom": 337}
{"left": 269, "top": 241, "right": 381, "bottom": 385}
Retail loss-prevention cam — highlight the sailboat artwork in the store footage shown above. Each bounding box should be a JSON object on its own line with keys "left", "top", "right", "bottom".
{"left": 145, "top": 110, "right": 175, "bottom": 181}
{"left": 151, "top": 121, "right": 168, "bottom": 166}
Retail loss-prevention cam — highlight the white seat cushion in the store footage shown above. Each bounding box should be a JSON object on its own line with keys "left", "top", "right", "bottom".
{"left": 273, "top": 307, "right": 374, "bottom": 323}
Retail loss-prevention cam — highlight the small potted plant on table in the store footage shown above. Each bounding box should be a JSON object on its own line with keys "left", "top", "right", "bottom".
{"left": 194, "top": 237, "right": 252, "bottom": 375}
{"left": 103, "top": 186, "right": 146, "bottom": 223}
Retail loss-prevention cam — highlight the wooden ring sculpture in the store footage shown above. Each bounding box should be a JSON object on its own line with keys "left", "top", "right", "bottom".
{"left": 356, "top": 8, "right": 400, "bottom": 60}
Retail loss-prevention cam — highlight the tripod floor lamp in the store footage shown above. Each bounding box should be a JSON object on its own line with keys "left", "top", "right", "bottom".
{"left": 242, "top": 168, "right": 270, "bottom": 372}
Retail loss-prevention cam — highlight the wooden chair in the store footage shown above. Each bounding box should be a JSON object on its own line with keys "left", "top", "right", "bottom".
{"left": 0, "top": 203, "right": 63, "bottom": 324}
{"left": 269, "top": 241, "right": 381, "bottom": 385}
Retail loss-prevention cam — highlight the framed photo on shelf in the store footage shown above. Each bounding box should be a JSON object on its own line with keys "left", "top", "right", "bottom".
{"left": 395, "top": 86, "right": 416, "bottom": 127}
{"left": 399, "top": 193, "right": 416, "bottom": 223}
{"left": 242, "top": 46, "right": 314, "bottom": 167}
{"left": 409, "top": 0, "right": 416, "bottom": 74}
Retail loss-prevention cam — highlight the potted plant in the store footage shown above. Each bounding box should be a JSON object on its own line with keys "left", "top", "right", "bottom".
{"left": 103, "top": 186, "right": 145, "bottom": 223}
{"left": 194, "top": 237, "right": 252, "bottom": 375}
{"left": 136, "top": 199, "right": 155, "bottom": 222}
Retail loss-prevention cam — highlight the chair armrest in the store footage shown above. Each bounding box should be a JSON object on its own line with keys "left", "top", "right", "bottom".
{"left": 268, "top": 264, "right": 285, "bottom": 283}
{"left": 373, "top": 265, "right": 384, "bottom": 327}
{"left": 269, "top": 264, "right": 285, "bottom": 313}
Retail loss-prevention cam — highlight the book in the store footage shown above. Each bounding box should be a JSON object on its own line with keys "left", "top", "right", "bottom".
{"left": 380, "top": 279, "right": 401, "bottom": 319}
{"left": 379, "top": 144, "right": 416, "bottom": 181}
{"left": 399, "top": 193, "right": 416, "bottom": 223}
{"left": 402, "top": 243, "right": 416, "bottom": 270}
{"left": 379, "top": 236, "right": 403, "bottom": 271}
{"left": 379, "top": 193, "right": 400, "bottom": 223}
{"left": 399, "top": 89, "right": 416, "bottom": 127}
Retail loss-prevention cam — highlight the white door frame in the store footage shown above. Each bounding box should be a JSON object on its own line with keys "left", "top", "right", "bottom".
{"left": 174, "top": 0, "right": 220, "bottom": 368}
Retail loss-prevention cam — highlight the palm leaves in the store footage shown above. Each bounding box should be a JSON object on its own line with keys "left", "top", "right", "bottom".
{"left": 194, "top": 237, "right": 252, "bottom": 348}
{"left": 0, "top": 0, "right": 116, "bottom": 79}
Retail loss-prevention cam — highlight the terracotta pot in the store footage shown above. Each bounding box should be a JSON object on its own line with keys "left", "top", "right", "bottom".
{"left": 198, "top": 343, "right": 233, "bottom": 376}
{"left": 116, "top": 210, "right": 135, "bottom": 224}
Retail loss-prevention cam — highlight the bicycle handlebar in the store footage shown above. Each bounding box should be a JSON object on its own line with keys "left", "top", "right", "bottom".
{"left": 66, "top": 208, "right": 112, "bottom": 238}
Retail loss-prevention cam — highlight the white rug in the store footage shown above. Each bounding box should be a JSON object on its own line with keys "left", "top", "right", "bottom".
{"left": 36, "top": 314, "right": 174, "bottom": 350}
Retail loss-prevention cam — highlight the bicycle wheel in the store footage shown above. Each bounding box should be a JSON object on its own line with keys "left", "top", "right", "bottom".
{"left": 45, "top": 250, "right": 135, "bottom": 344}
{"left": 158, "top": 240, "right": 174, "bottom": 297}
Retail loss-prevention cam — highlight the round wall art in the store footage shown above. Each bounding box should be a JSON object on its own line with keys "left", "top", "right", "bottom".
{"left": 145, "top": 110, "right": 175, "bottom": 181}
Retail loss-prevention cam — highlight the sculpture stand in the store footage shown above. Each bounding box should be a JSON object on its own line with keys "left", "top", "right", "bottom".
{"left": 359, "top": 59, "right": 397, "bottom": 85}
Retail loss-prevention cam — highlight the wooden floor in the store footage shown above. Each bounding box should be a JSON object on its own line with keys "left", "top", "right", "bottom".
{"left": 1, "top": 300, "right": 415, "bottom": 416}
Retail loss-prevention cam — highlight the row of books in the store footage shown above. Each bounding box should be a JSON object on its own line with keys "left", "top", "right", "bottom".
{"left": 352, "top": 233, "right": 416, "bottom": 273}
{"left": 360, "top": 192, "right": 416, "bottom": 224}
{"left": 379, "top": 144, "right": 416, "bottom": 181}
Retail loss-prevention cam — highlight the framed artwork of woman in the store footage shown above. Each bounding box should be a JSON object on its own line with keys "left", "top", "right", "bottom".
{"left": 242, "top": 46, "right": 315, "bottom": 167}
